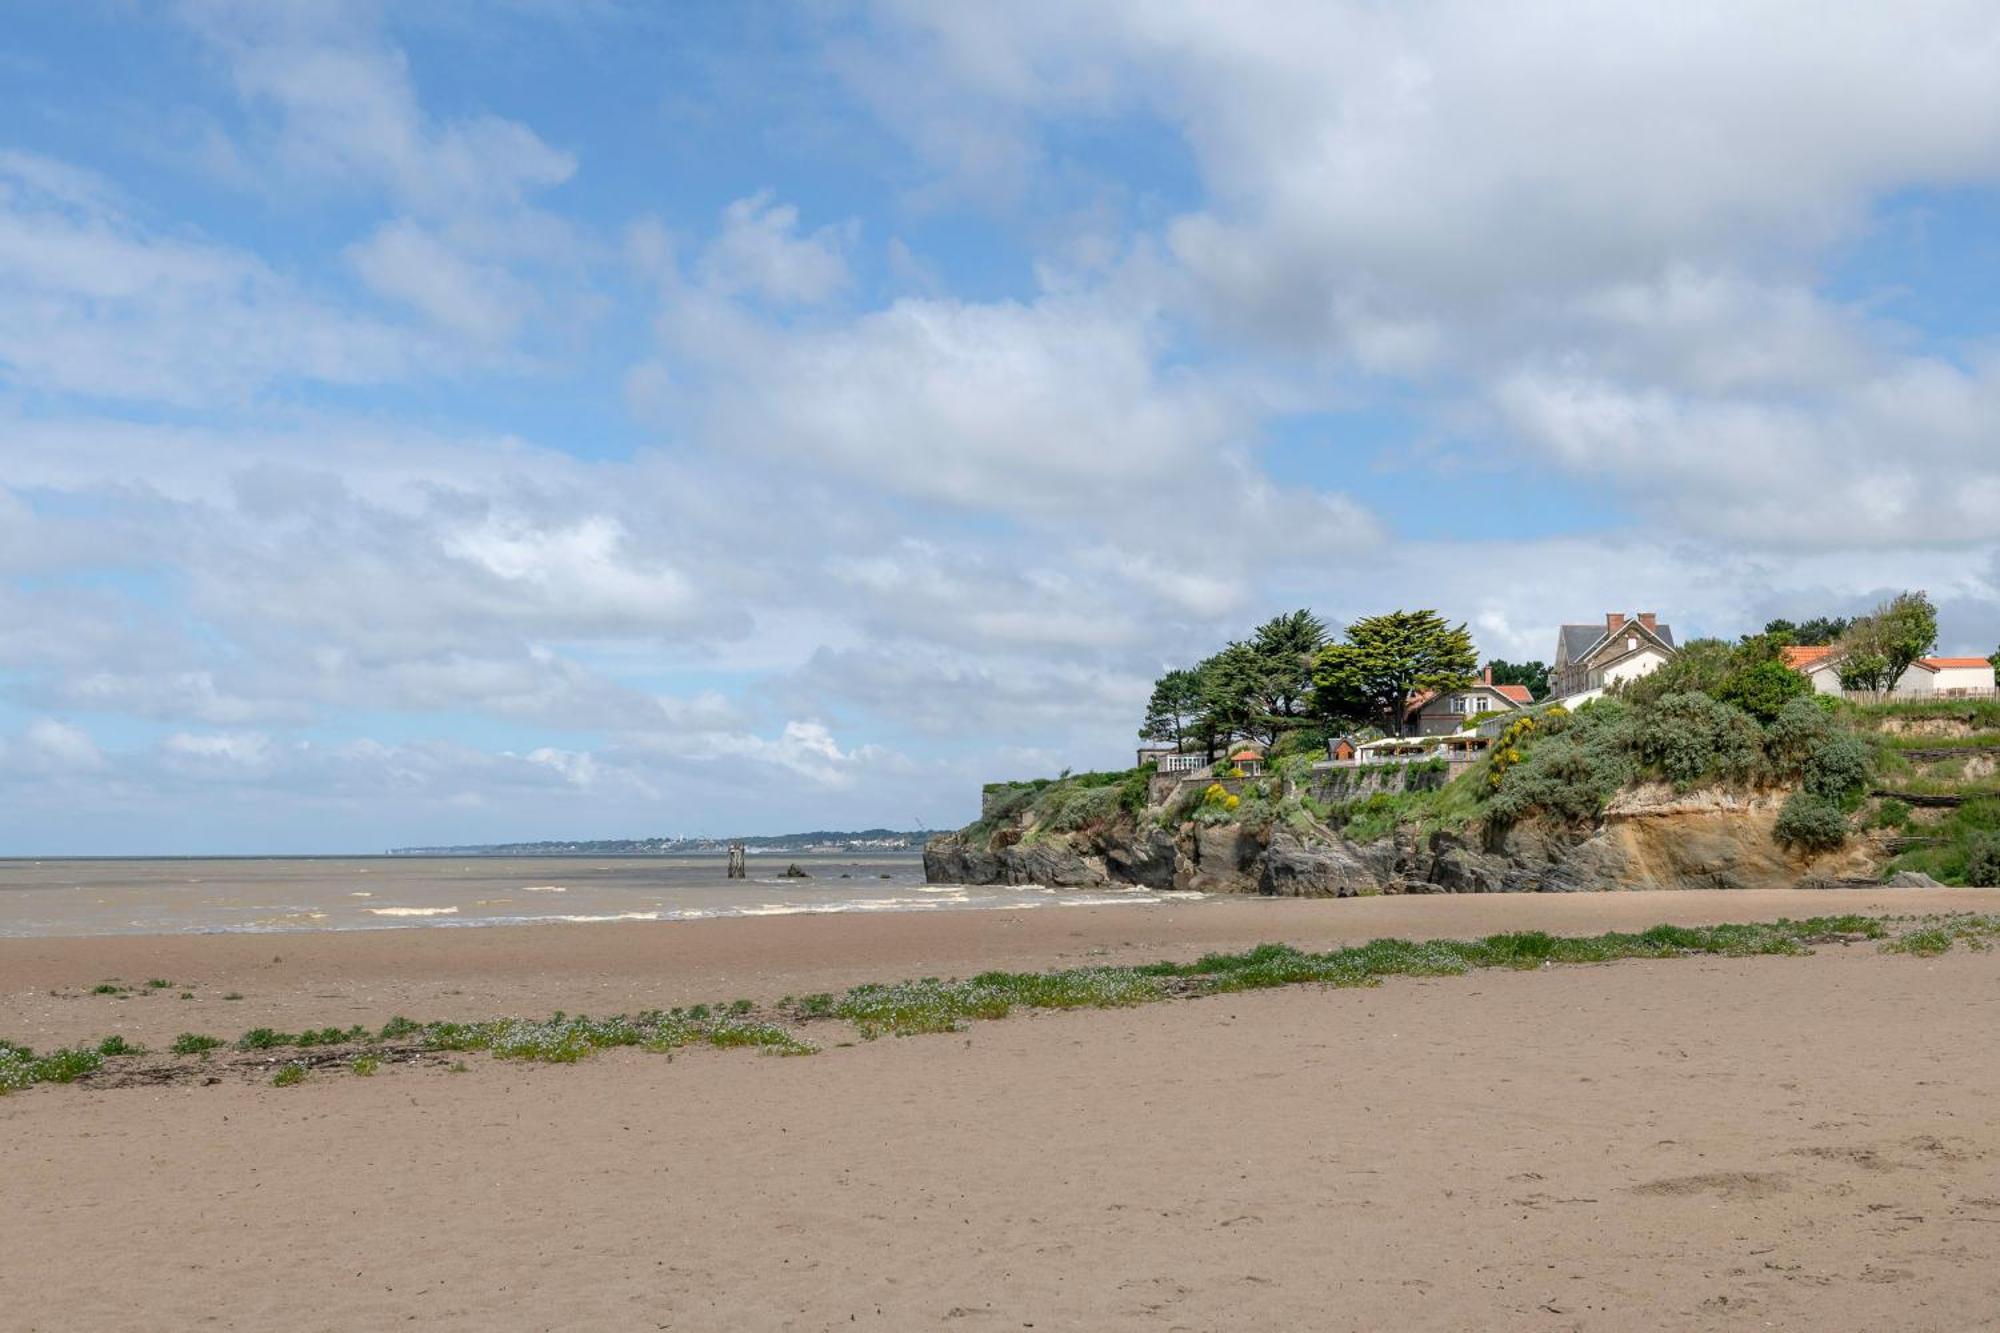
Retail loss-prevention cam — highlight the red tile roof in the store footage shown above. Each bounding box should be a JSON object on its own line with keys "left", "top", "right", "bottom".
{"left": 1494, "top": 684, "right": 1533, "bottom": 704}
{"left": 1781, "top": 645, "right": 1836, "bottom": 669}
{"left": 1924, "top": 657, "right": 1995, "bottom": 670}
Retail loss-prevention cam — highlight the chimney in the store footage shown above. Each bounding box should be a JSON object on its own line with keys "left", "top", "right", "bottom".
{"left": 1638, "top": 612, "right": 1658, "bottom": 633}
{"left": 1482, "top": 665, "right": 1493, "bottom": 687}
{"left": 1605, "top": 612, "right": 1627, "bottom": 634}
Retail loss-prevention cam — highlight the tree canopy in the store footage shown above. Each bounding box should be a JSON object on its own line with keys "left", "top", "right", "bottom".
{"left": 1138, "top": 668, "right": 1204, "bottom": 752}
{"left": 1835, "top": 592, "right": 1938, "bottom": 694}
{"left": 1484, "top": 659, "right": 1550, "bottom": 701}
{"left": 1138, "top": 610, "right": 1329, "bottom": 757}
{"left": 1312, "top": 610, "right": 1477, "bottom": 736}
{"left": 1762, "top": 616, "right": 1850, "bottom": 647}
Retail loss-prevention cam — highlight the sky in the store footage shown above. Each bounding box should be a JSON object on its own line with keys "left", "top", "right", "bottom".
{"left": 4, "top": 1, "right": 2000, "bottom": 854}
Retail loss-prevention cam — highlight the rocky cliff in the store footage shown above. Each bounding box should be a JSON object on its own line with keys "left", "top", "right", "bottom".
{"left": 923, "top": 781, "right": 1887, "bottom": 896}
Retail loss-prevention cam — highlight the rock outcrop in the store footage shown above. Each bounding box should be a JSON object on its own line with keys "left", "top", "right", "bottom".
{"left": 924, "top": 781, "right": 1887, "bottom": 897}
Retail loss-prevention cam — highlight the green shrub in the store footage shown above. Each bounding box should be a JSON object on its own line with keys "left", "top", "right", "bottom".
{"left": 1634, "top": 692, "right": 1759, "bottom": 787}
{"left": 1871, "top": 798, "right": 1912, "bottom": 830}
{"left": 1715, "top": 659, "right": 1812, "bottom": 724}
{"left": 170, "top": 1033, "right": 223, "bottom": 1055}
{"left": 1968, "top": 836, "right": 2000, "bottom": 887}
{"left": 1039, "top": 783, "right": 1123, "bottom": 833}
{"left": 1486, "top": 701, "right": 1637, "bottom": 824}
{"left": 1775, "top": 790, "right": 1849, "bottom": 852}
{"left": 1802, "top": 733, "right": 1870, "bottom": 802}
{"left": 1765, "top": 696, "right": 1842, "bottom": 777}
{"left": 271, "top": 1063, "right": 307, "bottom": 1088}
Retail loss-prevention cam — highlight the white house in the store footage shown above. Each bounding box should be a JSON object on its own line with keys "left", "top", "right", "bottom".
{"left": 1782, "top": 646, "right": 1995, "bottom": 698}
{"left": 1551, "top": 612, "right": 1678, "bottom": 702}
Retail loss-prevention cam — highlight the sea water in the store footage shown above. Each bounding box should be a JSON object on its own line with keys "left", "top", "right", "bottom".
{"left": 0, "top": 854, "right": 1196, "bottom": 937}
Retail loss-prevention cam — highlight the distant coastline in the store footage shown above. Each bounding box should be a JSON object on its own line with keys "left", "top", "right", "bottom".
{"left": 385, "top": 829, "right": 930, "bottom": 857}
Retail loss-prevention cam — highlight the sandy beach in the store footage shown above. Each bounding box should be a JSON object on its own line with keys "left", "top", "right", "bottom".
{"left": 5, "top": 888, "right": 2000, "bottom": 1330}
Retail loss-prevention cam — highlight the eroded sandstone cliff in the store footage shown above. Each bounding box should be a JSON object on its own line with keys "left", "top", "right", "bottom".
{"left": 923, "top": 780, "right": 1885, "bottom": 896}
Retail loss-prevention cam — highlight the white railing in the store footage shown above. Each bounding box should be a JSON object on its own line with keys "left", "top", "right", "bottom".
{"left": 1317, "top": 750, "right": 1482, "bottom": 770}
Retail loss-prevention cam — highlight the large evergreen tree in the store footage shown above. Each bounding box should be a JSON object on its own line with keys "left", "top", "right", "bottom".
{"left": 1312, "top": 610, "right": 1477, "bottom": 736}
{"left": 1137, "top": 668, "right": 1205, "bottom": 753}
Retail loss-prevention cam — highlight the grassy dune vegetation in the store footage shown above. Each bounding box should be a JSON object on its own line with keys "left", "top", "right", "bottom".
{"left": 8, "top": 913, "right": 2000, "bottom": 1094}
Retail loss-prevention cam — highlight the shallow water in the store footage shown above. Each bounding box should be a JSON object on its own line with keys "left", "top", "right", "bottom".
{"left": 0, "top": 854, "right": 1196, "bottom": 937}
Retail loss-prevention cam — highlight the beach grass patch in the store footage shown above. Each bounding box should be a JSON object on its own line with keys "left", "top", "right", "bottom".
{"left": 169, "top": 1032, "right": 223, "bottom": 1055}
{"left": 25, "top": 1046, "right": 104, "bottom": 1085}
{"left": 146, "top": 979, "right": 173, "bottom": 990}
{"left": 95, "top": 1035, "right": 140, "bottom": 1057}
{"left": 236, "top": 1027, "right": 294, "bottom": 1051}
{"left": 90, "top": 983, "right": 123, "bottom": 996}
{"left": 1880, "top": 914, "right": 2000, "bottom": 957}
{"left": 271, "top": 1063, "right": 306, "bottom": 1087}
{"left": 701, "top": 1018, "right": 815, "bottom": 1055}
{"left": 794, "top": 993, "right": 837, "bottom": 1019}
{"left": 350, "top": 1055, "right": 381, "bottom": 1077}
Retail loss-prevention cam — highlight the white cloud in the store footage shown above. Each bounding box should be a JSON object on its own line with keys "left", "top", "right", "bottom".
{"left": 23, "top": 719, "right": 104, "bottom": 773}
{"left": 348, "top": 220, "right": 536, "bottom": 340}
{"left": 855, "top": 0, "right": 2000, "bottom": 545}
{"left": 669, "top": 287, "right": 1257, "bottom": 510}
{"left": 182, "top": 1, "right": 576, "bottom": 216}
{"left": 701, "top": 193, "right": 855, "bottom": 305}
{"left": 0, "top": 151, "right": 428, "bottom": 402}
{"left": 163, "top": 730, "right": 277, "bottom": 774}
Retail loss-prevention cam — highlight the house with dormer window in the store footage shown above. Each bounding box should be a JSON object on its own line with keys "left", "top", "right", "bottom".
{"left": 1551, "top": 612, "right": 1677, "bottom": 701}
{"left": 1403, "top": 668, "right": 1534, "bottom": 736}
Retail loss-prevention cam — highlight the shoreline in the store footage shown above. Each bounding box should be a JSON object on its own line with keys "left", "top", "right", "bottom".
{"left": 4, "top": 885, "right": 1994, "bottom": 1052}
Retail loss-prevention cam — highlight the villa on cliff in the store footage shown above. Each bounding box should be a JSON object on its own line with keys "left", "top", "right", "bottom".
{"left": 1403, "top": 667, "right": 1534, "bottom": 736}
{"left": 1552, "top": 612, "right": 1677, "bottom": 702}
{"left": 1780, "top": 645, "right": 1997, "bottom": 698}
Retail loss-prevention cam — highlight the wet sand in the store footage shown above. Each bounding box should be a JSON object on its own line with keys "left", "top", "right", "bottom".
{"left": 5, "top": 889, "right": 2000, "bottom": 1330}
{"left": 1, "top": 886, "right": 1993, "bottom": 1050}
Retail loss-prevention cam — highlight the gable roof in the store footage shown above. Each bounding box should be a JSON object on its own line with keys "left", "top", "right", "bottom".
{"left": 1782, "top": 646, "right": 1985, "bottom": 676}
{"left": 1405, "top": 682, "right": 1531, "bottom": 717}
{"left": 1557, "top": 624, "right": 1602, "bottom": 664}
{"left": 1558, "top": 617, "right": 1676, "bottom": 665}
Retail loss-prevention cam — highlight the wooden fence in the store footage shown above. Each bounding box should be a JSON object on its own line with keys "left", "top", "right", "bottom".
{"left": 1839, "top": 688, "right": 1999, "bottom": 705}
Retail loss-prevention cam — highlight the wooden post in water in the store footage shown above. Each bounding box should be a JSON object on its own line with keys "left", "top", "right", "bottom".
{"left": 726, "top": 843, "right": 746, "bottom": 879}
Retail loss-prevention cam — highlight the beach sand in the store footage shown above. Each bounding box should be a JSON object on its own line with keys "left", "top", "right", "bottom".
{"left": 4, "top": 888, "right": 1999, "bottom": 1329}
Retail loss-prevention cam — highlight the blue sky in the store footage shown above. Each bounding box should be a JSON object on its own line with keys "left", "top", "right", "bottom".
{"left": 3, "top": 1, "right": 1999, "bottom": 853}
